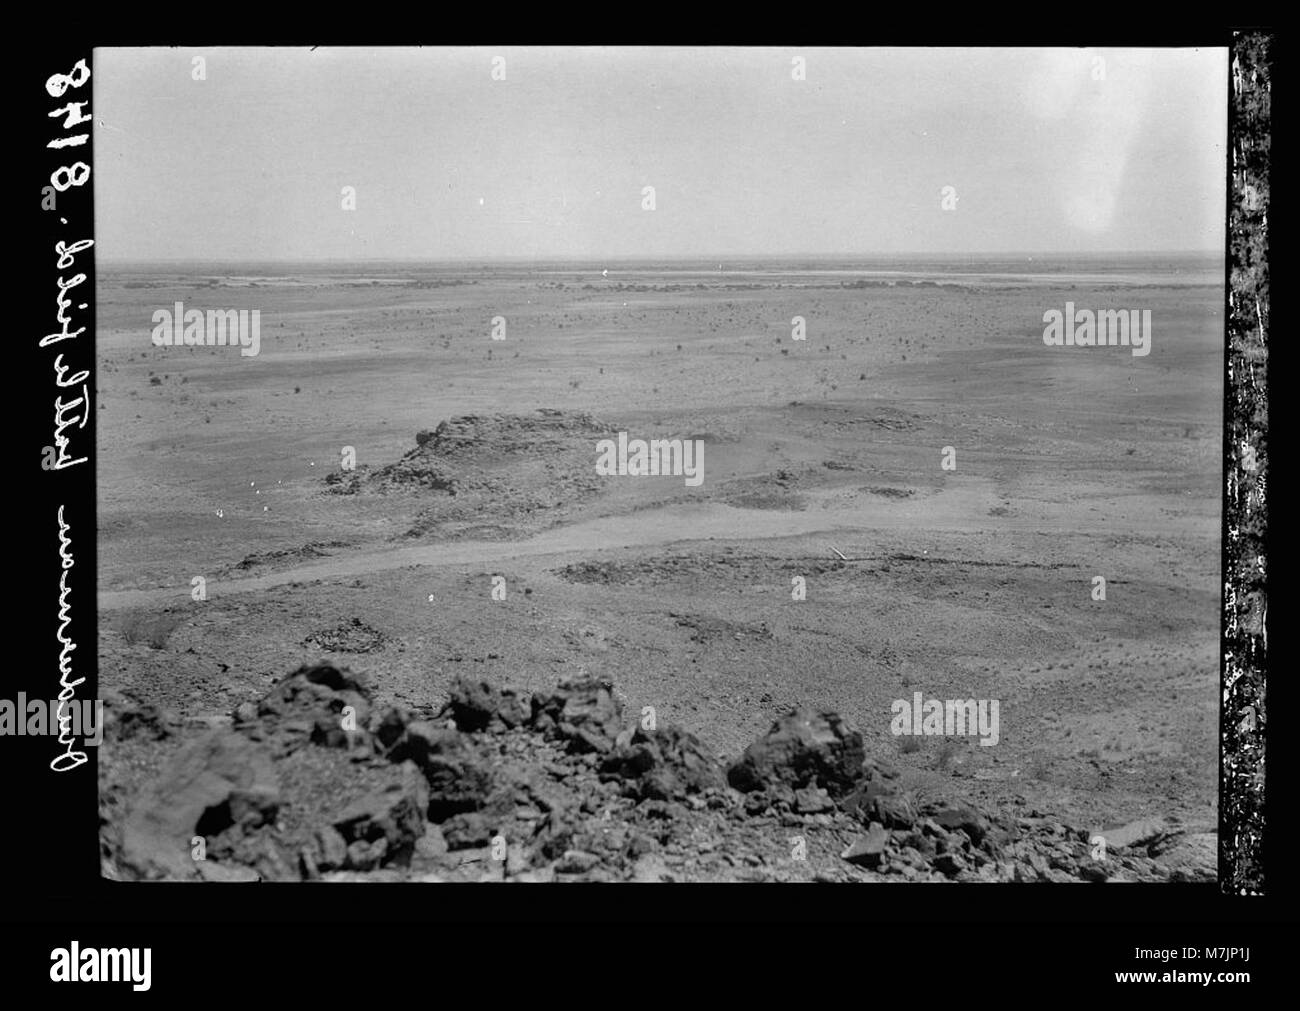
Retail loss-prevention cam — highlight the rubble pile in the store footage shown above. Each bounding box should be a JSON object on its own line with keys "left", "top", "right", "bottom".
{"left": 101, "top": 663, "right": 1213, "bottom": 884}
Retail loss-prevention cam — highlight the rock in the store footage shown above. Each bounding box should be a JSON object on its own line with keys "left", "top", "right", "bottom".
{"left": 1013, "top": 861, "right": 1039, "bottom": 883}
{"left": 895, "top": 846, "right": 927, "bottom": 869}
{"left": 311, "top": 716, "right": 370, "bottom": 752}
{"left": 625, "top": 832, "right": 658, "bottom": 859}
{"left": 415, "top": 824, "right": 448, "bottom": 860}
{"left": 208, "top": 829, "right": 299, "bottom": 881}
{"left": 842, "top": 768, "right": 913, "bottom": 828}
{"left": 727, "top": 710, "right": 866, "bottom": 798}
{"left": 794, "top": 786, "right": 835, "bottom": 814}
{"left": 102, "top": 692, "right": 182, "bottom": 742}
{"left": 875, "top": 793, "right": 916, "bottom": 828}
{"left": 925, "top": 802, "right": 989, "bottom": 845}
{"left": 511, "top": 868, "right": 556, "bottom": 884}
{"left": 509, "top": 767, "right": 574, "bottom": 819}
{"left": 743, "top": 793, "right": 771, "bottom": 816}
{"left": 1096, "top": 816, "right": 1171, "bottom": 853}
{"left": 598, "top": 725, "right": 726, "bottom": 800}
{"left": 442, "top": 812, "right": 493, "bottom": 851}
{"left": 766, "top": 782, "right": 797, "bottom": 809}
{"left": 196, "top": 862, "right": 261, "bottom": 883}
{"left": 529, "top": 677, "right": 624, "bottom": 754}
{"left": 506, "top": 844, "right": 530, "bottom": 876}
{"left": 534, "top": 810, "right": 579, "bottom": 861}
{"left": 641, "top": 800, "right": 687, "bottom": 822}
{"left": 118, "top": 730, "right": 280, "bottom": 880}
{"left": 331, "top": 762, "right": 427, "bottom": 866}
{"left": 935, "top": 831, "right": 963, "bottom": 855}
{"left": 900, "top": 831, "right": 936, "bottom": 857}
{"left": 555, "top": 849, "right": 602, "bottom": 874}
{"left": 631, "top": 853, "right": 673, "bottom": 882}
{"left": 934, "top": 851, "right": 967, "bottom": 876}
{"left": 1148, "top": 831, "right": 1215, "bottom": 880}
{"left": 321, "top": 870, "right": 403, "bottom": 883}
{"left": 262, "top": 662, "right": 370, "bottom": 710}
{"left": 248, "top": 663, "right": 372, "bottom": 756}
{"left": 346, "top": 838, "right": 387, "bottom": 871}
{"left": 388, "top": 722, "right": 494, "bottom": 819}
{"left": 197, "top": 784, "right": 281, "bottom": 835}
{"left": 1079, "top": 862, "right": 1110, "bottom": 882}
{"left": 313, "top": 826, "right": 349, "bottom": 871}
{"left": 841, "top": 822, "right": 889, "bottom": 867}
{"left": 371, "top": 706, "right": 417, "bottom": 751}
{"left": 447, "top": 676, "right": 529, "bottom": 731}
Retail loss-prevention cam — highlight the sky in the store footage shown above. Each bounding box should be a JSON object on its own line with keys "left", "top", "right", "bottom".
{"left": 94, "top": 46, "right": 1228, "bottom": 261}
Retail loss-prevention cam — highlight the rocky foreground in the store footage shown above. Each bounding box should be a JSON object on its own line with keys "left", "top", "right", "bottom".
{"left": 100, "top": 663, "right": 1210, "bottom": 883}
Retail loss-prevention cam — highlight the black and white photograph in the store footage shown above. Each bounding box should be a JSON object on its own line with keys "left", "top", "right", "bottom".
{"left": 10, "top": 33, "right": 1281, "bottom": 988}
{"left": 83, "top": 46, "right": 1233, "bottom": 887}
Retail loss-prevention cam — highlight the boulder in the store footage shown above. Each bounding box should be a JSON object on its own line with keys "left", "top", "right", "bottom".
{"left": 370, "top": 705, "right": 418, "bottom": 752}
{"left": 302, "top": 826, "right": 349, "bottom": 874}
{"left": 727, "top": 710, "right": 866, "bottom": 797}
{"left": 794, "top": 786, "right": 835, "bottom": 814}
{"left": 447, "top": 676, "right": 530, "bottom": 732}
{"left": 118, "top": 730, "right": 279, "bottom": 880}
{"left": 331, "top": 761, "right": 428, "bottom": 866}
{"left": 1096, "top": 816, "right": 1170, "bottom": 853}
{"left": 388, "top": 722, "right": 495, "bottom": 819}
{"left": 529, "top": 677, "right": 623, "bottom": 753}
{"left": 245, "top": 663, "right": 372, "bottom": 756}
{"left": 841, "top": 822, "right": 889, "bottom": 867}
{"left": 441, "top": 812, "right": 494, "bottom": 851}
{"left": 924, "top": 802, "right": 989, "bottom": 846}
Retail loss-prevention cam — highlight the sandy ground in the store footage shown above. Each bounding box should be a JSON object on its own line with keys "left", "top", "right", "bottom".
{"left": 96, "top": 261, "right": 1223, "bottom": 863}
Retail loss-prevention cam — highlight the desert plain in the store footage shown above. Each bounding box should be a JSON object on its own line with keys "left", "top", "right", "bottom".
{"left": 94, "top": 254, "right": 1224, "bottom": 882}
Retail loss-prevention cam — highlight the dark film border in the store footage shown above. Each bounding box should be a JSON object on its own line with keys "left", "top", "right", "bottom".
{"left": 1220, "top": 30, "right": 1270, "bottom": 896}
{"left": 12, "top": 27, "right": 1282, "bottom": 937}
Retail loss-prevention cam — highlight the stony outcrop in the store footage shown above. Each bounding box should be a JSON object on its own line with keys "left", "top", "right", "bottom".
{"left": 101, "top": 663, "right": 1214, "bottom": 885}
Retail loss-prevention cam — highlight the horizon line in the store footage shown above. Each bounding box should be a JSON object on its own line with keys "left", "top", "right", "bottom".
{"left": 98, "top": 249, "right": 1226, "bottom": 266}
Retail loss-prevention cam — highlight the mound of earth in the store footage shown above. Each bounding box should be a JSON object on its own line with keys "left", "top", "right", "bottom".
{"left": 718, "top": 469, "right": 808, "bottom": 511}
{"left": 99, "top": 663, "right": 1214, "bottom": 884}
{"left": 301, "top": 618, "right": 387, "bottom": 656}
{"left": 554, "top": 551, "right": 843, "bottom": 587}
{"left": 324, "top": 410, "right": 611, "bottom": 540}
{"left": 234, "top": 540, "right": 350, "bottom": 572}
